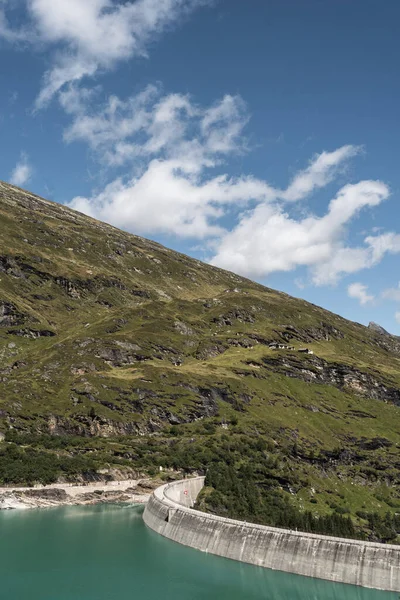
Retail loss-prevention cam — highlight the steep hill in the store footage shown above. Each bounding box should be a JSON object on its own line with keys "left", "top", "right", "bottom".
{"left": 1, "top": 181, "right": 400, "bottom": 540}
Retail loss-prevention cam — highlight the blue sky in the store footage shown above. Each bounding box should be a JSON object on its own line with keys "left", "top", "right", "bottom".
{"left": 1, "top": 0, "right": 400, "bottom": 332}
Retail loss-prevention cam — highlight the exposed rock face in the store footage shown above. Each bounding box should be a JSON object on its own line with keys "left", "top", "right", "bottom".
{"left": 195, "top": 344, "right": 227, "bottom": 360}
{"left": 23, "top": 488, "right": 68, "bottom": 501}
{"left": 47, "top": 414, "right": 141, "bottom": 437}
{"left": 8, "top": 328, "right": 56, "bottom": 338}
{"left": 368, "top": 322, "right": 390, "bottom": 336}
{"left": 0, "top": 479, "right": 152, "bottom": 509}
{"left": 367, "top": 322, "right": 400, "bottom": 354}
{"left": 213, "top": 309, "right": 255, "bottom": 326}
{"left": 95, "top": 346, "right": 148, "bottom": 366}
{"left": 278, "top": 323, "right": 345, "bottom": 343}
{"left": 0, "top": 302, "right": 27, "bottom": 327}
{"left": 261, "top": 354, "right": 400, "bottom": 405}
{"left": 174, "top": 321, "right": 194, "bottom": 336}
{"left": 185, "top": 385, "right": 251, "bottom": 415}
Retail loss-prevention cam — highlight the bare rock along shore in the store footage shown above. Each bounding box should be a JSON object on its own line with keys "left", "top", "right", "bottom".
{"left": 0, "top": 479, "right": 156, "bottom": 509}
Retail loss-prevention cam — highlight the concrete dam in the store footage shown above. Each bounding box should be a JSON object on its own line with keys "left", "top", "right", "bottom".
{"left": 143, "top": 476, "right": 400, "bottom": 592}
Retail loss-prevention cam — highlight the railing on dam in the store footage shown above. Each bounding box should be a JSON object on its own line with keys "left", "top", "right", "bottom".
{"left": 143, "top": 476, "right": 400, "bottom": 593}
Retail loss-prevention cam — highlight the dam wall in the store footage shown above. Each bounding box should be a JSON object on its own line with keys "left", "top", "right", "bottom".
{"left": 143, "top": 476, "right": 400, "bottom": 592}
{"left": 163, "top": 476, "right": 204, "bottom": 508}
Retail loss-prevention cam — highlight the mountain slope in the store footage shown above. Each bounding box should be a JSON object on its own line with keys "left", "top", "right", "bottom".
{"left": 1, "top": 181, "right": 400, "bottom": 539}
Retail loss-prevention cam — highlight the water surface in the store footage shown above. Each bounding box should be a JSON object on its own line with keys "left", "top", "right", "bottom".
{"left": 0, "top": 504, "right": 397, "bottom": 600}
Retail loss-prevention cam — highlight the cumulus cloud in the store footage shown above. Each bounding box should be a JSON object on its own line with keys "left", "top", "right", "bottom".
{"left": 347, "top": 282, "right": 374, "bottom": 306}
{"left": 69, "top": 160, "right": 277, "bottom": 238}
{"left": 0, "top": 0, "right": 206, "bottom": 106}
{"left": 281, "top": 145, "right": 362, "bottom": 202}
{"left": 211, "top": 181, "right": 391, "bottom": 284}
{"left": 67, "top": 87, "right": 365, "bottom": 247}
{"left": 63, "top": 86, "right": 400, "bottom": 283}
{"left": 0, "top": 0, "right": 36, "bottom": 43}
{"left": 365, "top": 232, "right": 400, "bottom": 263}
{"left": 61, "top": 84, "right": 250, "bottom": 171}
{"left": 57, "top": 85, "right": 397, "bottom": 285}
{"left": 9, "top": 153, "right": 33, "bottom": 186}
{"left": 382, "top": 283, "right": 400, "bottom": 302}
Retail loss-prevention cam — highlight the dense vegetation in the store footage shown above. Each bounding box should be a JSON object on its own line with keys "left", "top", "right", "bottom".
{"left": 201, "top": 461, "right": 400, "bottom": 543}
{"left": 0, "top": 443, "right": 96, "bottom": 485}
{"left": 203, "top": 462, "right": 357, "bottom": 539}
{"left": 1, "top": 181, "right": 400, "bottom": 542}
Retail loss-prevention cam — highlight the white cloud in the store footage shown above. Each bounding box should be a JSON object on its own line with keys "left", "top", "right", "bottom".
{"left": 365, "top": 232, "right": 400, "bottom": 263}
{"left": 66, "top": 87, "right": 274, "bottom": 238}
{"left": 281, "top": 145, "right": 362, "bottom": 202}
{"left": 0, "top": 1, "right": 36, "bottom": 43}
{"left": 60, "top": 86, "right": 397, "bottom": 285}
{"left": 347, "top": 282, "right": 374, "bottom": 306}
{"left": 67, "top": 88, "right": 365, "bottom": 246}
{"left": 0, "top": 0, "right": 207, "bottom": 107}
{"left": 382, "top": 283, "right": 400, "bottom": 302}
{"left": 395, "top": 312, "right": 400, "bottom": 325}
{"left": 9, "top": 153, "right": 33, "bottom": 187}
{"left": 62, "top": 84, "right": 249, "bottom": 172}
{"left": 211, "top": 181, "right": 390, "bottom": 284}
{"left": 69, "top": 159, "right": 277, "bottom": 239}
{"left": 201, "top": 94, "right": 249, "bottom": 154}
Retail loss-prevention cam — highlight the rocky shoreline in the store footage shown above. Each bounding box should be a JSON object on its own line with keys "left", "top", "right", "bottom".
{"left": 0, "top": 479, "right": 156, "bottom": 509}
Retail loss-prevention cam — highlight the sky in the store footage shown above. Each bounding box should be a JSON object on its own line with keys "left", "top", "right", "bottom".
{"left": 1, "top": 0, "right": 400, "bottom": 333}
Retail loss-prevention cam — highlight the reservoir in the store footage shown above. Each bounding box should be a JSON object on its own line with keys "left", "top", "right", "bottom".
{"left": 0, "top": 504, "right": 397, "bottom": 600}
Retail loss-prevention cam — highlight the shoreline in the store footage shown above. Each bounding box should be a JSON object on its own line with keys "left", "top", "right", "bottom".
{"left": 0, "top": 478, "right": 155, "bottom": 510}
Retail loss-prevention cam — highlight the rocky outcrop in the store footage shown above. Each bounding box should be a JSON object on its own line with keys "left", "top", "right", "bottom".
{"left": 7, "top": 328, "right": 56, "bottom": 338}
{"left": 368, "top": 322, "right": 390, "bottom": 336}
{"left": 0, "top": 302, "right": 27, "bottom": 327}
{"left": 174, "top": 321, "right": 195, "bottom": 336}
{"left": 277, "top": 322, "right": 345, "bottom": 343}
{"left": 46, "top": 414, "right": 142, "bottom": 437}
{"left": 212, "top": 308, "right": 255, "bottom": 326}
{"left": 95, "top": 345, "right": 148, "bottom": 366}
{"left": 1, "top": 254, "right": 150, "bottom": 303}
{"left": 0, "top": 479, "right": 152, "bottom": 509}
{"left": 368, "top": 325, "right": 400, "bottom": 355}
{"left": 261, "top": 354, "right": 400, "bottom": 405}
{"left": 195, "top": 343, "right": 227, "bottom": 360}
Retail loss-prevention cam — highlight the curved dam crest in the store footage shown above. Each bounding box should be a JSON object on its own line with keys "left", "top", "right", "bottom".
{"left": 143, "top": 476, "right": 400, "bottom": 592}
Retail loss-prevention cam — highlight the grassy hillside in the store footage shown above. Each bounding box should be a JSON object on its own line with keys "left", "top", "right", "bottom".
{"left": 1, "top": 180, "right": 400, "bottom": 541}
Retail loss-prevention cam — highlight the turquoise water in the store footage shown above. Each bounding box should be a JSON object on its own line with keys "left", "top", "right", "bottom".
{"left": 0, "top": 504, "right": 397, "bottom": 600}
